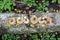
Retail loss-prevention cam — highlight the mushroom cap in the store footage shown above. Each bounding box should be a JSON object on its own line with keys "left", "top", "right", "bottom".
{"left": 17, "top": 17, "right": 23, "bottom": 24}
{"left": 43, "top": 16, "right": 52, "bottom": 25}
{"left": 9, "top": 17, "right": 16, "bottom": 25}
{"left": 30, "top": 15, "right": 38, "bottom": 24}
{"left": 23, "top": 17, "right": 29, "bottom": 24}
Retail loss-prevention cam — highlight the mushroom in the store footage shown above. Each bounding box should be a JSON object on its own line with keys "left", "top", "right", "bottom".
{"left": 43, "top": 16, "right": 52, "bottom": 25}
{"left": 23, "top": 16, "right": 29, "bottom": 24}
{"left": 17, "top": 17, "right": 23, "bottom": 24}
{"left": 9, "top": 17, "right": 16, "bottom": 25}
{"left": 30, "top": 15, "right": 38, "bottom": 24}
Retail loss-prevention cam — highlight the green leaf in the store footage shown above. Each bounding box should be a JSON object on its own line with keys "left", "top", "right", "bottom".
{"left": 58, "top": 38, "right": 60, "bottom": 40}
{"left": 44, "top": 7, "right": 48, "bottom": 11}
{"left": 58, "top": 0, "right": 60, "bottom": 4}
{"left": 52, "top": 0, "right": 56, "bottom": 3}
{"left": 50, "top": 38, "right": 56, "bottom": 40}
{"left": 30, "top": 35, "right": 38, "bottom": 40}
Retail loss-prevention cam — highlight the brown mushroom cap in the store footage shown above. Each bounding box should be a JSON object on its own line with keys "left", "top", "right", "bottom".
{"left": 17, "top": 17, "right": 23, "bottom": 24}
{"left": 30, "top": 15, "right": 38, "bottom": 24}
{"left": 43, "top": 16, "right": 52, "bottom": 25}
{"left": 38, "top": 16, "right": 52, "bottom": 26}
{"left": 23, "top": 18, "right": 29, "bottom": 24}
{"left": 38, "top": 17, "right": 46, "bottom": 24}
{"left": 46, "top": 17, "right": 52, "bottom": 24}
{"left": 9, "top": 17, "right": 16, "bottom": 25}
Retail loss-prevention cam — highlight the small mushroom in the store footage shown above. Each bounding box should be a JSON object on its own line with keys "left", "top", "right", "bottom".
{"left": 17, "top": 17, "right": 23, "bottom": 24}
{"left": 30, "top": 15, "right": 38, "bottom": 24}
{"left": 38, "top": 17, "right": 46, "bottom": 24}
{"left": 43, "top": 16, "right": 52, "bottom": 25}
{"left": 23, "top": 17, "right": 29, "bottom": 24}
{"left": 9, "top": 17, "right": 16, "bottom": 25}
